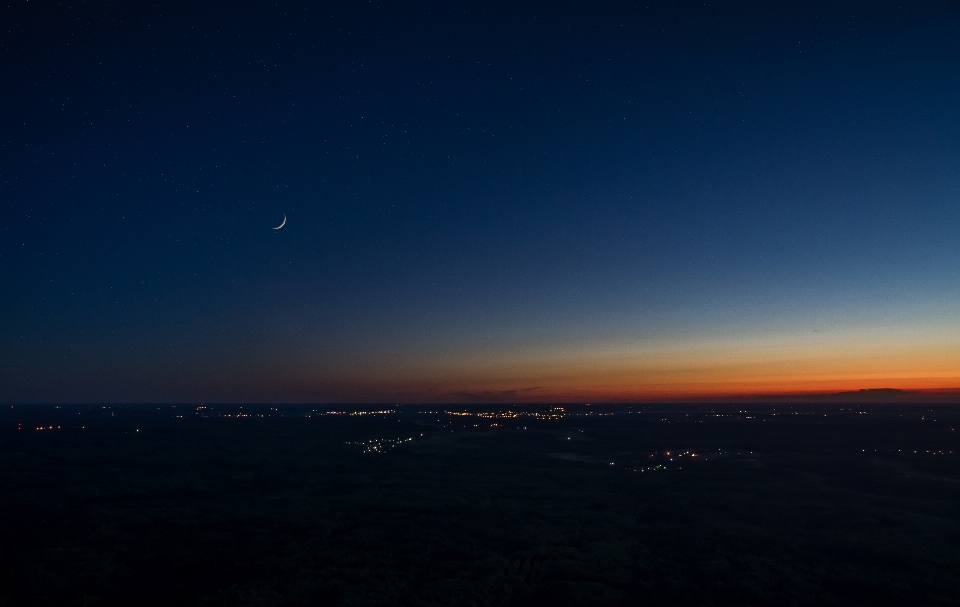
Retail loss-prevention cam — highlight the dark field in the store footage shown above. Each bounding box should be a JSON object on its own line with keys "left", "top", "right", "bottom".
{"left": 2, "top": 404, "right": 959, "bottom": 606}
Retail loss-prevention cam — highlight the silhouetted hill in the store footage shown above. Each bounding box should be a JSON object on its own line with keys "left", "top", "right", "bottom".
{"left": 832, "top": 388, "right": 912, "bottom": 401}
{"left": 698, "top": 387, "right": 960, "bottom": 404}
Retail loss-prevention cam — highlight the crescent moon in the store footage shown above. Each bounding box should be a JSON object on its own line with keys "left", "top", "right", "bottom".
{"left": 273, "top": 214, "right": 286, "bottom": 230}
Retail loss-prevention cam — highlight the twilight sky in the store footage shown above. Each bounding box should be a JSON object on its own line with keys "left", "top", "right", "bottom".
{"left": 2, "top": 1, "right": 959, "bottom": 403}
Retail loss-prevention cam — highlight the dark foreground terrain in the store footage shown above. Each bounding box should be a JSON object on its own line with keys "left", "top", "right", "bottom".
{"left": 2, "top": 403, "right": 959, "bottom": 606}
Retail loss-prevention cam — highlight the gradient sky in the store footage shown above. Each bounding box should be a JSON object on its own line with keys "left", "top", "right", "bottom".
{"left": 2, "top": 1, "right": 959, "bottom": 403}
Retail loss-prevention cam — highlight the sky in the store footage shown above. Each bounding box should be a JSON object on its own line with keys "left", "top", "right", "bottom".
{"left": 2, "top": 1, "right": 959, "bottom": 403}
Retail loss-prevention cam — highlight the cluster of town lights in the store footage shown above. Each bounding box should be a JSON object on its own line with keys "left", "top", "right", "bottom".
{"left": 346, "top": 435, "right": 419, "bottom": 453}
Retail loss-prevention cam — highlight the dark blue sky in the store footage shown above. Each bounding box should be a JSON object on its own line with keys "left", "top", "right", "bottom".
{"left": 3, "top": 1, "right": 959, "bottom": 402}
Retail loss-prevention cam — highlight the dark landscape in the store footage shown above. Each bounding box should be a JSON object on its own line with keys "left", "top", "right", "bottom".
{"left": 3, "top": 403, "right": 959, "bottom": 606}
{"left": 4, "top": 3, "right": 960, "bottom": 605}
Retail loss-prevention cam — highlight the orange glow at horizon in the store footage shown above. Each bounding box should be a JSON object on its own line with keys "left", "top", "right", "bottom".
{"left": 308, "top": 322, "right": 960, "bottom": 402}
